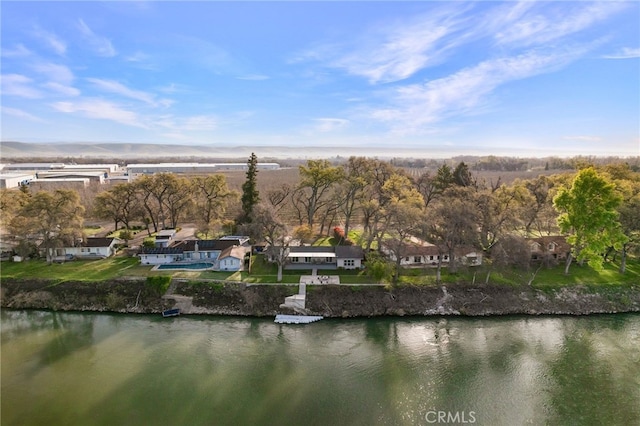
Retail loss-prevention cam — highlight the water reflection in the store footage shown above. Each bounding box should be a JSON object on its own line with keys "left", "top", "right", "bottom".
{"left": 2, "top": 311, "right": 639, "bottom": 426}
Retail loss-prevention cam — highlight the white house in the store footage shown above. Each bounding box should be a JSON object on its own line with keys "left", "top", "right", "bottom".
{"left": 138, "top": 238, "right": 250, "bottom": 270}
{"left": 52, "top": 237, "right": 122, "bottom": 261}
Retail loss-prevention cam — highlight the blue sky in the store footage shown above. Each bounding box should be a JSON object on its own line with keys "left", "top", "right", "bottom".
{"left": 1, "top": 1, "right": 639, "bottom": 157}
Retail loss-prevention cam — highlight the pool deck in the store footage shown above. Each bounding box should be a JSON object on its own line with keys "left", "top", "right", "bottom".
{"left": 152, "top": 262, "right": 215, "bottom": 271}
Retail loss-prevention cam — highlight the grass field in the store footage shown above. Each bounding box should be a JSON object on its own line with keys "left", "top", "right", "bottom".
{"left": 1, "top": 253, "right": 638, "bottom": 287}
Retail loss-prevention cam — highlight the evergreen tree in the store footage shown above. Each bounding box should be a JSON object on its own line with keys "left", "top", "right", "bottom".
{"left": 241, "top": 153, "right": 260, "bottom": 223}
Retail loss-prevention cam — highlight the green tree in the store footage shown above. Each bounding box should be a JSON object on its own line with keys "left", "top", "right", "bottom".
{"left": 240, "top": 153, "right": 260, "bottom": 224}
{"left": 553, "top": 167, "right": 626, "bottom": 273}
{"left": 453, "top": 161, "right": 474, "bottom": 187}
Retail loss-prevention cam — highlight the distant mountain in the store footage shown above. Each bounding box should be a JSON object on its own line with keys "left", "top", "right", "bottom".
{"left": 0, "top": 141, "right": 445, "bottom": 160}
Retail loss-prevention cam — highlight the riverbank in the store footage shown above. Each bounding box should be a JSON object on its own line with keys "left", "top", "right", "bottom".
{"left": 2, "top": 278, "right": 640, "bottom": 317}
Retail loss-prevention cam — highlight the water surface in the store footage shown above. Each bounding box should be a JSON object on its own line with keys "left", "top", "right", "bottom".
{"left": 2, "top": 310, "right": 639, "bottom": 425}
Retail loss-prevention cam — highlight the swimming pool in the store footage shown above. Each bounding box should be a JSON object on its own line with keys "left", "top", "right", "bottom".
{"left": 155, "top": 262, "right": 214, "bottom": 271}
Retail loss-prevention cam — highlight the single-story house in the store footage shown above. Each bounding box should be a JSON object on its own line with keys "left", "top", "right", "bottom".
{"left": 48, "top": 237, "right": 123, "bottom": 261}
{"left": 138, "top": 237, "right": 250, "bottom": 271}
{"left": 381, "top": 241, "right": 483, "bottom": 267}
{"left": 268, "top": 245, "right": 365, "bottom": 270}
{"left": 528, "top": 236, "right": 570, "bottom": 263}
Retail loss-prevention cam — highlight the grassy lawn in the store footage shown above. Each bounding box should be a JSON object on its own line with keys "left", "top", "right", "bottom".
{"left": 0, "top": 256, "right": 140, "bottom": 282}
{"left": 2, "top": 251, "right": 638, "bottom": 288}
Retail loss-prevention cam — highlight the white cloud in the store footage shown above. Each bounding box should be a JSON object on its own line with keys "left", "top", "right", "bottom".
{"left": 370, "top": 46, "right": 591, "bottom": 134}
{"left": 236, "top": 74, "right": 270, "bottom": 81}
{"left": 1, "top": 44, "right": 32, "bottom": 58}
{"left": 1, "top": 74, "right": 42, "bottom": 98}
{"left": 43, "top": 82, "right": 81, "bottom": 97}
{"left": 494, "top": 2, "right": 626, "bottom": 47}
{"left": 87, "top": 78, "right": 171, "bottom": 107}
{"left": 603, "top": 47, "right": 640, "bottom": 59}
{"left": 154, "top": 114, "right": 218, "bottom": 132}
{"left": 77, "top": 19, "right": 116, "bottom": 57}
{"left": 32, "top": 26, "right": 66, "bottom": 55}
{"left": 1, "top": 106, "right": 45, "bottom": 122}
{"left": 32, "top": 62, "right": 75, "bottom": 84}
{"left": 313, "top": 118, "right": 349, "bottom": 133}
{"left": 562, "top": 135, "right": 603, "bottom": 143}
{"left": 294, "top": 4, "right": 471, "bottom": 84}
{"left": 51, "top": 98, "right": 145, "bottom": 128}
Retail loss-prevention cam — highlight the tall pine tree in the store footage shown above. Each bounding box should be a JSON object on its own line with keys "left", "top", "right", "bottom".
{"left": 241, "top": 152, "right": 260, "bottom": 223}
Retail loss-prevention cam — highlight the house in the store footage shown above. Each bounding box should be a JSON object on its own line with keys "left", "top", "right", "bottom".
{"left": 269, "top": 245, "right": 365, "bottom": 270}
{"left": 155, "top": 229, "right": 177, "bottom": 248}
{"left": 381, "top": 241, "right": 483, "bottom": 267}
{"left": 218, "top": 246, "right": 248, "bottom": 271}
{"left": 137, "top": 237, "right": 250, "bottom": 271}
{"left": 528, "top": 236, "right": 570, "bottom": 263}
{"left": 335, "top": 246, "right": 365, "bottom": 269}
{"left": 48, "top": 237, "right": 123, "bottom": 261}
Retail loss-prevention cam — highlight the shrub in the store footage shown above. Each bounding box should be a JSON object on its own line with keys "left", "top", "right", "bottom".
{"left": 146, "top": 275, "right": 172, "bottom": 296}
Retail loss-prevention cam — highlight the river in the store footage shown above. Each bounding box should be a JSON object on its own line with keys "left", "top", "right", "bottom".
{"left": 1, "top": 310, "right": 639, "bottom": 426}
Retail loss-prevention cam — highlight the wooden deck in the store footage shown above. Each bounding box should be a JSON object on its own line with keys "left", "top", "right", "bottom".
{"left": 274, "top": 315, "right": 324, "bottom": 324}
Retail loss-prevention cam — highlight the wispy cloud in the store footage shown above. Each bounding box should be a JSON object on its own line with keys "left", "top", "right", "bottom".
{"left": 77, "top": 19, "right": 116, "bottom": 57}
{"left": 87, "top": 78, "right": 172, "bottom": 107}
{"left": 43, "top": 82, "right": 81, "bottom": 97}
{"left": 32, "top": 62, "right": 75, "bottom": 84}
{"left": 2, "top": 106, "right": 45, "bottom": 122}
{"left": 1, "top": 74, "right": 43, "bottom": 98}
{"left": 493, "top": 2, "right": 626, "bottom": 47}
{"left": 563, "top": 135, "right": 603, "bottom": 143}
{"left": 154, "top": 114, "right": 218, "bottom": 132}
{"left": 370, "top": 46, "right": 591, "bottom": 134}
{"left": 1, "top": 44, "right": 32, "bottom": 58}
{"left": 51, "top": 98, "right": 145, "bottom": 128}
{"left": 293, "top": 4, "right": 474, "bottom": 84}
{"left": 31, "top": 25, "right": 66, "bottom": 55}
{"left": 236, "top": 74, "right": 270, "bottom": 81}
{"left": 313, "top": 118, "right": 349, "bottom": 133}
{"left": 603, "top": 47, "right": 640, "bottom": 59}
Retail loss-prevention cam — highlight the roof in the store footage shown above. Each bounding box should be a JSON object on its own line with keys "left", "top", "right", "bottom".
{"left": 527, "top": 235, "right": 570, "bottom": 251}
{"left": 83, "top": 237, "right": 117, "bottom": 248}
{"left": 139, "top": 247, "right": 184, "bottom": 255}
{"left": 335, "top": 245, "right": 365, "bottom": 259}
{"left": 220, "top": 246, "right": 247, "bottom": 260}
{"left": 288, "top": 252, "right": 336, "bottom": 258}
{"left": 176, "top": 239, "right": 241, "bottom": 252}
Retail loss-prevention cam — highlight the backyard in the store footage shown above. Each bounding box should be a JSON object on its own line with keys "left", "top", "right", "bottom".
{"left": 1, "top": 251, "right": 639, "bottom": 289}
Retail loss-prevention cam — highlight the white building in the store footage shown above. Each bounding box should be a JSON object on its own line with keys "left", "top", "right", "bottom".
{"left": 126, "top": 162, "right": 280, "bottom": 176}
{"left": 0, "top": 173, "right": 34, "bottom": 189}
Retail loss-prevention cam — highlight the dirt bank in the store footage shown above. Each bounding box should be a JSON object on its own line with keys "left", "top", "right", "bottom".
{"left": 2, "top": 278, "right": 640, "bottom": 317}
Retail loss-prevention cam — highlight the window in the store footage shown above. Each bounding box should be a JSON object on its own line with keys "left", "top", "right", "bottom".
{"left": 414, "top": 256, "right": 421, "bottom": 263}
{"left": 405, "top": 257, "right": 410, "bottom": 262}
{"left": 548, "top": 243, "right": 555, "bottom": 251}
{"left": 291, "top": 257, "right": 299, "bottom": 263}
{"left": 344, "top": 259, "right": 355, "bottom": 267}
{"left": 429, "top": 255, "right": 434, "bottom": 261}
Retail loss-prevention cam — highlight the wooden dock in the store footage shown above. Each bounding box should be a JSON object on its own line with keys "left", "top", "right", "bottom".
{"left": 274, "top": 315, "right": 324, "bottom": 324}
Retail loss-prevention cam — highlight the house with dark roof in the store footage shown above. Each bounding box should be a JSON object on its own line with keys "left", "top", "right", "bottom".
{"left": 268, "top": 245, "right": 365, "bottom": 270}
{"left": 138, "top": 237, "right": 250, "bottom": 271}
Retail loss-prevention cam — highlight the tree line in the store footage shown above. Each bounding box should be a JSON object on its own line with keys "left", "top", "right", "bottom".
{"left": 1, "top": 155, "right": 638, "bottom": 281}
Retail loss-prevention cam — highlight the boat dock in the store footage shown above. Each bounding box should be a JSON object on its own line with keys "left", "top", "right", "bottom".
{"left": 274, "top": 315, "right": 324, "bottom": 324}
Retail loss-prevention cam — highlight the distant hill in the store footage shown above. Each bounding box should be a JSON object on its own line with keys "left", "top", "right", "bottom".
{"left": 0, "top": 141, "right": 434, "bottom": 160}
